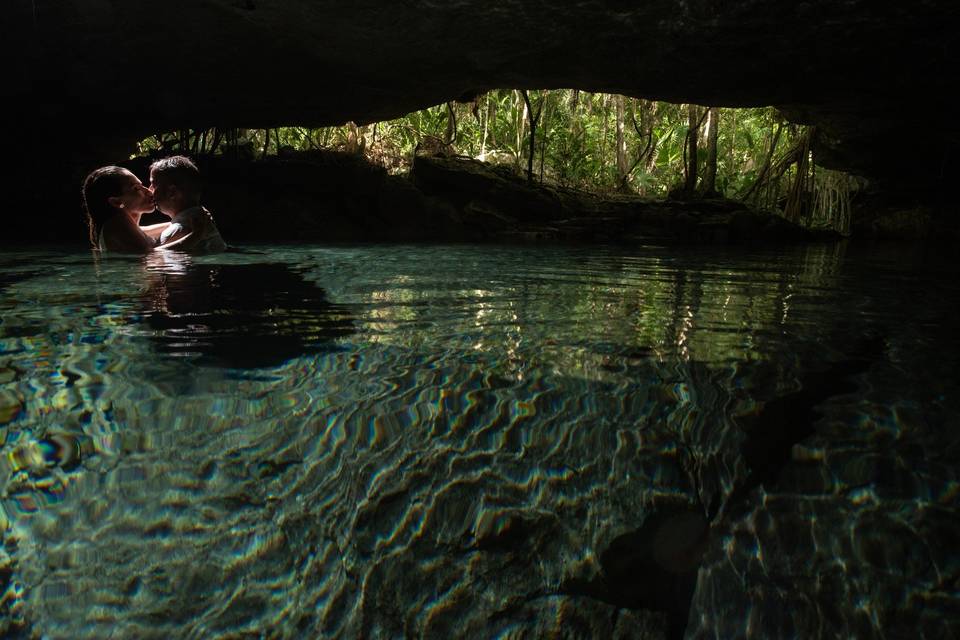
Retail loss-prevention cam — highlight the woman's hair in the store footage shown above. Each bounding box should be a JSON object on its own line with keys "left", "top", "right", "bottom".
{"left": 82, "top": 166, "right": 129, "bottom": 249}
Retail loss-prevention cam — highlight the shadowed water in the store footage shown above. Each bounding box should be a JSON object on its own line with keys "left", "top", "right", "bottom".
{"left": 0, "top": 243, "right": 958, "bottom": 638}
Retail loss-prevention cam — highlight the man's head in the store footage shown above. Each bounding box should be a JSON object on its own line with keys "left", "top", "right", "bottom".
{"left": 149, "top": 155, "right": 202, "bottom": 216}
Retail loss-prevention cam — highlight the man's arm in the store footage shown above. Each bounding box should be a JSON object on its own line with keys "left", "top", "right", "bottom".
{"left": 141, "top": 222, "right": 171, "bottom": 242}
{"left": 155, "top": 231, "right": 195, "bottom": 251}
{"left": 159, "top": 221, "right": 188, "bottom": 245}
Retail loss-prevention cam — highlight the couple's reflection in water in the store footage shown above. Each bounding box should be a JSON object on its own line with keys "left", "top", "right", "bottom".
{"left": 137, "top": 251, "right": 355, "bottom": 368}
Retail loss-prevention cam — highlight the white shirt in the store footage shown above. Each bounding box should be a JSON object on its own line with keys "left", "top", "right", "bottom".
{"left": 159, "top": 206, "right": 227, "bottom": 253}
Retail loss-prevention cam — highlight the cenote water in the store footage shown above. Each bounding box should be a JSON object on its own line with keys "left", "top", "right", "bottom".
{"left": 1, "top": 243, "right": 958, "bottom": 638}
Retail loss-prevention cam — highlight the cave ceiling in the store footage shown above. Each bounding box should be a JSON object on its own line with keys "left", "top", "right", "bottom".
{"left": 5, "top": 1, "right": 957, "bottom": 186}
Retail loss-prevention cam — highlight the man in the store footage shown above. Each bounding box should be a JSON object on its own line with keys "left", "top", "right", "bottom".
{"left": 149, "top": 155, "right": 228, "bottom": 253}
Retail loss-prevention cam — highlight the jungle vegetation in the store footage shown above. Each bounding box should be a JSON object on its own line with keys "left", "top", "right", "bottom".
{"left": 138, "top": 90, "right": 860, "bottom": 234}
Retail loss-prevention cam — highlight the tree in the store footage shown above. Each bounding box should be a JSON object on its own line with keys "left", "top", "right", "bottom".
{"left": 740, "top": 120, "right": 784, "bottom": 204}
{"left": 134, "top": 93, "right": 838, "bottom": 211}
{"left": 701, "top": 107, "right": 719, "bottom": 196}
{"left": 683, "top": 104, "right": 700, "bottom": 194}
{"left": 520, "top": 89, "right": 544, "bottom": 183}
{"left": 615, "top": 94, "right": 629, "bottom": 192}
{"left": 783, "top": 126, "right": 816, "bottom": 223}
{"left": 444, "top": 102, "right": 457, "bottom": 146}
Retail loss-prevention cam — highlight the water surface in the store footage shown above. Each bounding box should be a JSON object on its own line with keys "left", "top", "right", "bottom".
{"left": 0, "top": 243, "right": 957, "bottom": 638}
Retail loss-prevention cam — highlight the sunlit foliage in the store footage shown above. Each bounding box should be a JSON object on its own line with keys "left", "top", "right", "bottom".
{"left": 137, "top": 91, "right": 859, "bottom": 233}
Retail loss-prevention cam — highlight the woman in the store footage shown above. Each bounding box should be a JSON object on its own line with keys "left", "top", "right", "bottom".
{"left": 82, "top": 166, "right": 169, "bottom": 253}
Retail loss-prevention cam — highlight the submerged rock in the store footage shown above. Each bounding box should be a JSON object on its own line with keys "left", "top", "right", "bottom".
{"left": 562, "top": 499, "right": 708, "bottom": 640}
{"left": 0, "top": 390, "right": 23, "bottom": 425}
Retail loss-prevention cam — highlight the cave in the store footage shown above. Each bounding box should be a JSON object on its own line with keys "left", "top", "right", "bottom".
{"left": 6, "top": 1, "right": 957, "bottom": 242}
{"left": 2, "top": 3, "right": 959, "bottom": 639}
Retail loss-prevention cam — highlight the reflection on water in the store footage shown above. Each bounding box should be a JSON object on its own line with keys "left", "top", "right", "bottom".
{"left": 0, "top": 243, "right": 958, "bottom": 638}
{"left": 139, "top": 252, "right": 354, "bottom": 368}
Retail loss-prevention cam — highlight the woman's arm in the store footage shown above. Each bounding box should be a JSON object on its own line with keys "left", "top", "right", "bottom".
{"left": 158, "top": 221, "right": 187, "bottom": 245}
{"left": 154, "top": 231, "right": 195, "bottom": 251}
{"left": 141, "top": 222, "right": 171, "bottom": 241}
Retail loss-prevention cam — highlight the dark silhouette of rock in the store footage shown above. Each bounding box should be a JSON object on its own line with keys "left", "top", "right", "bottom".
{"left": 6, "top": 2, "right": 958, "bottom": 242}
{"left": 8, "top": 2, "right": 956, "bottom": 189}
{"left": 562, "top": 500, "right": 709, "bottom": 640}
{"left": 95, "top": 152, "right": 838, "bottom": 245}
{"left": 734, "top": 335, "right": 884, "bottom": 497}
{"left": 411, "top": 155, "right": 834, "bottom": 244}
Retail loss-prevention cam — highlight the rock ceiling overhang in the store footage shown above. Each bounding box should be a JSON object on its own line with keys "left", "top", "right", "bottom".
{"left": 5, "top": 1, "right": 957, "bottom": 185}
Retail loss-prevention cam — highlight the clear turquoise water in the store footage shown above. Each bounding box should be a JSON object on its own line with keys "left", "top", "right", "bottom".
{"left": 1, "top": 243, "right": 958, "bottom": 638}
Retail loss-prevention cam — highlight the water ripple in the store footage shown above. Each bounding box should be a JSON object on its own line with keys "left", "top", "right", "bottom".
{"left": 0, "top": 243, "right": 957, "bottom": 637}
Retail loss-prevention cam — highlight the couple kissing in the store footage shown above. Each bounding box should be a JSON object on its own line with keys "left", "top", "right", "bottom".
{"left": 82, "top": 155, "right": 227, "bottom": 255}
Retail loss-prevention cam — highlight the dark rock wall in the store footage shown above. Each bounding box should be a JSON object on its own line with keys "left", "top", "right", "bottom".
{"left": 4, "top": 1, "right": 958, "bottom": 231}
{"left": 116, "top": 152, "right": 832, "bottom": 246}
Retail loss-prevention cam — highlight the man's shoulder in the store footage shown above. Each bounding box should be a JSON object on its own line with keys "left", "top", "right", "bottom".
{"left": 175, "top": 206, "right": 206, "bottom": 222}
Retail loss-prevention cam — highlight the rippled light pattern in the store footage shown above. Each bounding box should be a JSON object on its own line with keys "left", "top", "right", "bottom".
{"left": 0, "top": 244, "right": 958, "bottom": 638}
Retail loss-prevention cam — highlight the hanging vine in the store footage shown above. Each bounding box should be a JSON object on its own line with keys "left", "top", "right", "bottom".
{"left": 810, "top": 167, "right": 860, "bottom": 235}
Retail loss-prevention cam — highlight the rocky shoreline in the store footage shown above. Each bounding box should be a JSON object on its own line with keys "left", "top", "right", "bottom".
{"left": 124, "top": 150, "right": 839, "bottom": 247}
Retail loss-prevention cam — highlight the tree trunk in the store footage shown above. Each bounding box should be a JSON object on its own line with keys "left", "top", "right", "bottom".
{"left": 729, "top": 109, "right": 737, "bottom": 176}
{"left": 643, "top": 100, "right": 660, "bottom": 176}
{"left": 260, "top": 128, "right": 270, "bottom": 159}
{"left": 539, "top": 93, "right": 552, "bottom": 181}
{"left": 684, "top": 104, "right": 699, "bottom": 193}
{"left": 445, "top": 102, "right": 457, "bottom": 146}
{"left": 599, "top": 95, "right": 608, "bottom": 179}
{"left": 784, "top": 127, "right": 815, "bottom": 223}
{"left": 520, "top": 90, "right": 542, "bottom": 183}
{"left": 208, "top": 128, "right": 223, "bottom": 155}
{"left": 345, "top": 122, "right": 362, "bottom": 155}
{"left": 701, "top": 107, "right": 719, "bottom": 196}
{"left": 481, "top": 93, "right": 491, "bottom": 156}
{"left": 515, "top": 90, "right": 525, "bottom": 167}
{"left": 615, "top": 94, "right": 629, "bottom": 191}
{"left": 741, "top": 121, "right": 783, "bottom": 203}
